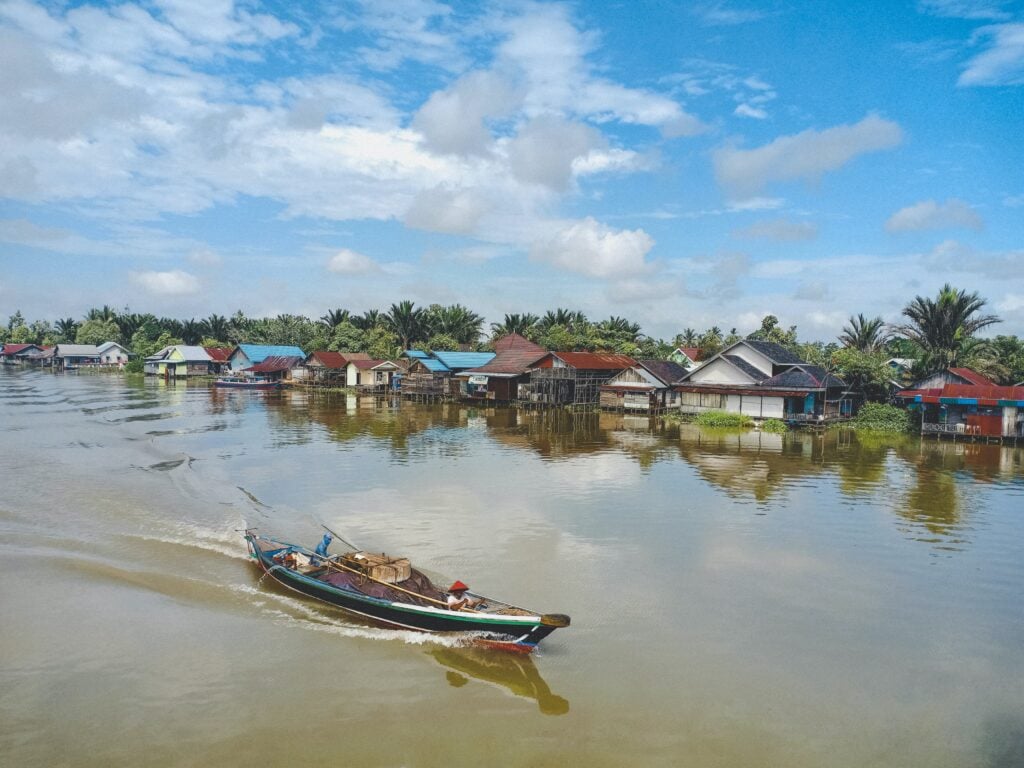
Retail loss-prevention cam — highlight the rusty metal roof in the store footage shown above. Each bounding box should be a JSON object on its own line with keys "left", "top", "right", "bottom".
{"left": 247, "top": 355, "right": 303, "bottom": 373}
{"left": 204, "top": 347, "right": 231, "bottom": 362}
{"left": 538, "top": 351, "right": 636, "bottom": 370}
{"left": 948, "top": 368, "right": 996, "bottom": 386}
{"left": 305, "top": 350, "right": 370, "bottom": 369}
{"left": 463, "top": 336, "right": 547, "bottom": 376}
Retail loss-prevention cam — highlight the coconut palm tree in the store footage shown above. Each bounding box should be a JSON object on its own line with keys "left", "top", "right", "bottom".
{"left": 895, "top": 284, "right": 1000, "bottom": 368}
{"left": 839, "top": 314, "right": 890, "bottom": 352}
{"left": 386, "top": 301, "right": 427, "bottom": 351}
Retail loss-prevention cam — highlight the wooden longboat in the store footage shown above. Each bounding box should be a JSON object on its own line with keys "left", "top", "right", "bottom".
{"left": 215, "top": 376, "right": 281, "bottom": 389}
{"left": 245, "top": 532, "right": 570, "bottom": 653}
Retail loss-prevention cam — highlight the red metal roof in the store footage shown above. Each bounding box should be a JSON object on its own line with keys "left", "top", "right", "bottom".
{"left": 676, "top": 347, "right": 700, "bottom": 361}
{"left": 0, "top": 344, "right": 35, "bottom": 356}
{"left": 897, "top": 382, "right": 1024, "bottom": 404}
{"left": 467, "top": 335, "right": 547, "bottom": 376}
{"left": 535, "top": 352, "right": 636, "bottom": 370}
{"left": 247, "top": 355, "right": 303, "bottom": 373}
{"left": 350, "top": 358, "right": 389, "bottom": 370}
{"left": 204, "top": 347, "right": 231, "bottom": 362}
{"left": 949, "top": 368, "right": 996, "bottom": 386}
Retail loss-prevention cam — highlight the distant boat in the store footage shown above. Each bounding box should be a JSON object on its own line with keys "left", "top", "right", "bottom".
{"left": 245, "top": 531, "right": 570, "bottom": 653}
{"left": 214, "top": 375, "right": 281, "bottom": 390}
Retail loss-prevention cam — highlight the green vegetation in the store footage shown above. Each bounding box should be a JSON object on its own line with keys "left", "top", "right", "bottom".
{"left": 760, "top": 418, "right": 789, "bottom": 433}
{"left": 849, "top": 403, "right": 915, "bottom": 433}
{"left": 4, "top": 284, "right": 1024, "bottom": 397}
{"left": 694, "top": 411, "right": 754, "bottom": 428}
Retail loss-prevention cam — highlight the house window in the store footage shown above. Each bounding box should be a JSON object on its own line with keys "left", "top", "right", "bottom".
{"left": 681, "top": 392, "right": 727, "bottom": 408}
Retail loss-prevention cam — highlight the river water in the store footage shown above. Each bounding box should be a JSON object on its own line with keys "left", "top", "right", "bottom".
{"left": 1, "top": 368, "right": 1022, "bottom": 767}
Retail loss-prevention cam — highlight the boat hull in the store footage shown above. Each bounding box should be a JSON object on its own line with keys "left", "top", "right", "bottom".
{"left": 246, "top": 534, "right": 560, "bottom": 651}
{"left": 215, "top": 380, "right": 280, "bottom": 389}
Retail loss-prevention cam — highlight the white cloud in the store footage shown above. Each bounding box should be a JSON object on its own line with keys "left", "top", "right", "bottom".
{"left": 505, "top": 116, "right": 606, "bottom": 191}
{"left": 131, "top": 269, "right": 200, "bottom": 294}
{"left": 713, "top": 114, "right": 903, "bottom": 199}
{"left": 734, "top": 218, "right": 818, "bottom": 241}
{"left": 917, "top": 1, "right": 1012, "bottom": 21}
{"left": 734, "top": 103, "right": 767, "bottom": 119}
{"left": 530, "top": 217, "right": 654, "bottom": 278}
{"left": 1004, "top": 193, "right": 1024, "bottom": 207}
{"left": 997, "top": 294, "right": 1024, "bottom": 312}
{"left": 326, "top": 248, "right": 379, "bottom": 275}
{"left": 413, "top": 71, "right": 519, "bottom": 156}
{"left": 404, "top": 186, "right": 492, "bottom": 235}
{"left": 692, "top": 1, "right": 770, "bottom": 26}
{"left": 885, "top": 198, "right": 984, "bottom": 232}
{"left": 958, "top": 23, "right": 1024, "bottom": 86}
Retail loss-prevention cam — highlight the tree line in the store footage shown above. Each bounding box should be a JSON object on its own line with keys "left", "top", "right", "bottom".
{"left": 3, "top": 285, "right": 1023, "bottom": 395}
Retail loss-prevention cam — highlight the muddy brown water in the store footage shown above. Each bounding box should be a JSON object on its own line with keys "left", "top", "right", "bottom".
{"left": 1, "top": 368, "right": 1022, "bottom": 767}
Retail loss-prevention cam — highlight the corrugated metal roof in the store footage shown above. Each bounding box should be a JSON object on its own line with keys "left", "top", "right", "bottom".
{"left": 461, "top": 343, "right": 548, "bottom": 376}
{"left": 542, "top": 352, "right": 636, "bottom": 370}
{"left": 404, "top": 350, "right": 430, "bottom": 359}
{"left": 898, "top": 382, "right": 1024, "bottom": 404}
{"left": 246, "top": 355, "right": 303, "bottom": 373}
{"left": 675, "top": 347, "right": 700, "bottom": 361}
{"left": 949, "top": 368, "right": 996, "bottom": 386}
{"left": 305, "top": 350, "right": 354, "bottom": 369}
{"left": 638, "top": 359, "right": 689, "bottom": 386}
{"left": 205, "top": 347, "right": 231, "bottom": 362}
{"left": 493, "top": 333, "right": 544, "bottom": 354}
{"left": 173, "top": 345, "right": 213, "bottom": 362}
{"left": 761, "top": 366, "right": 845, "bottom": 389}
{"left": 432, "top": 351, "right": 496, "bottom": 370}
{"left": 55, "top": 344, "right": 103, "bottom": 356}
{"left": 0, "top": 344, "right": 37, "bottom": 356}
{"left": 236, "top": 344, "right": 306, "bottom": 363}
{"left": 743, "top": 340, "right": 804, "bottom": 365}
{"left": 413, "top": 358, "right": 450, "bottom": 372}
{"left": 350, "top": 358, "right": 396, "bottom": 370}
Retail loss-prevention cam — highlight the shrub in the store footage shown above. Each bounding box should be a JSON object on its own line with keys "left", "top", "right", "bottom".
{"left": 851, "top": 402, "right": 914, "bottom": 433}
{"left": 760, "top": 418, "right": 788, "bottom": 433}
{"left": 694, "top": 410, "right": 754, "bottom": 428}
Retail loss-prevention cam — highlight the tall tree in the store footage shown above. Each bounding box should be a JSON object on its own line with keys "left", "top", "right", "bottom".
{"left": 490, "top": 313, "right": 539, "bottom": 337}
{"left": 386, "top": 301, "right": 427, "bottom": 351}
{"left": 426, "top": 304, "right": 483, "bottom": 345}
{"left": 56, "top": 317, "right": 79, "bottom": 341}
{"left": 352, "top": 309, "right": 383, "bottom": 330}
{"left": 839, "top": 314, "right": 890, "bottom": 352}
{"left": 203, "top": 314, "right": 229, "bottom": 341}
{"left": 320, "top": 308, "right": 350, "bottom": 330}
{"left": 180, "top": 319, "right": 204, "bottom": 345}
{"left": 895, "top": 284, "right": 1000, "bottom": 368}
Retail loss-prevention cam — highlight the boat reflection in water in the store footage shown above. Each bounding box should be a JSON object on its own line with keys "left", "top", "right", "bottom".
{"left": 429, "top": 646, "right": 570, "bottom": 716}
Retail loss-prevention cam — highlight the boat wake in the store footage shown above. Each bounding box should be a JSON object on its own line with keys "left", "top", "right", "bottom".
{"left": 231, "top": 583, "right": 474, "bottom": 649}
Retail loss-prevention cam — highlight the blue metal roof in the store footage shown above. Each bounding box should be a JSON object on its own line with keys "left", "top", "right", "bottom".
{"left": 404, "top": 350, "right": 430, "bottom": 359}
{"left": 432, "top": 351, "right": 496, "bottom": 370}
{"left": 236, "top": 344, "right": 306, "bottom": 363}
{"left": 417, "top": 358, "right": 451, "bottom": 372}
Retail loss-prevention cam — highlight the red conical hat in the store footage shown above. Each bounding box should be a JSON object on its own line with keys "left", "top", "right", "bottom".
{"left": 449, "top": 580, "right": 469, "bottom": 592}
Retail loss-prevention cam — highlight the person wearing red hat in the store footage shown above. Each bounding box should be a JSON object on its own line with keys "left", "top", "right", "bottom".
{"left": 447, "top": 580, "right": 482, "bottom": 611}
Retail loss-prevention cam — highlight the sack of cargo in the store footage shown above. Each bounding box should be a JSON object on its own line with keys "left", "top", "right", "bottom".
{"left": 340, "top": 551, "right": 411, "bottom": 584}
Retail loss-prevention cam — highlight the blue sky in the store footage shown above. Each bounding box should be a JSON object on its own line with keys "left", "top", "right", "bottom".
{"left": 1, "top": 0, "right": 1022, "bottom": 340}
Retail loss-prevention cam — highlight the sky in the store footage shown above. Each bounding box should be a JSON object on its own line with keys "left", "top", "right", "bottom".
{"left": 0, "top": 0, "right": 1022, "bottom": 341}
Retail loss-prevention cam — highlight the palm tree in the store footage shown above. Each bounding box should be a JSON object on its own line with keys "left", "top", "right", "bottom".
{"left": 320, "top": 308, "right": 350, "bottom": 330}
{"left": 56, "top": 317, "right": 79, "bottom": 341}
{"left": 159, "top": 317, "right": 185, "bottom": 339}
{"left": 839, "top": 314, "right": 890, "bottom": 352}
{"left": 895, "top": 284, "right": 1000, "bottom": 368}
{"left": 180, "top": 319, "right": 203, "bottom": 345}
{"left": 427, "top": 304, "right": 484, "bottom": 345}
{"left": 599, "top": 316, "right": 641, "bottom": 341}
{"left": 204, "top": 314, "right": 229, "bottom": 341}
{"left": 386, "top": 301, "right": 427, "bottom": 351}
{"left": 352, "top": 309, "right": 382, "bottom": 330}
{"left": 676, "top": 328, "right": 698, "bottom": 347}
{"left": 86, "top": 305, "right": 116, "bottom": 323}
{"left": 490, "top": 313, "right": 540, "bottom": 337}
